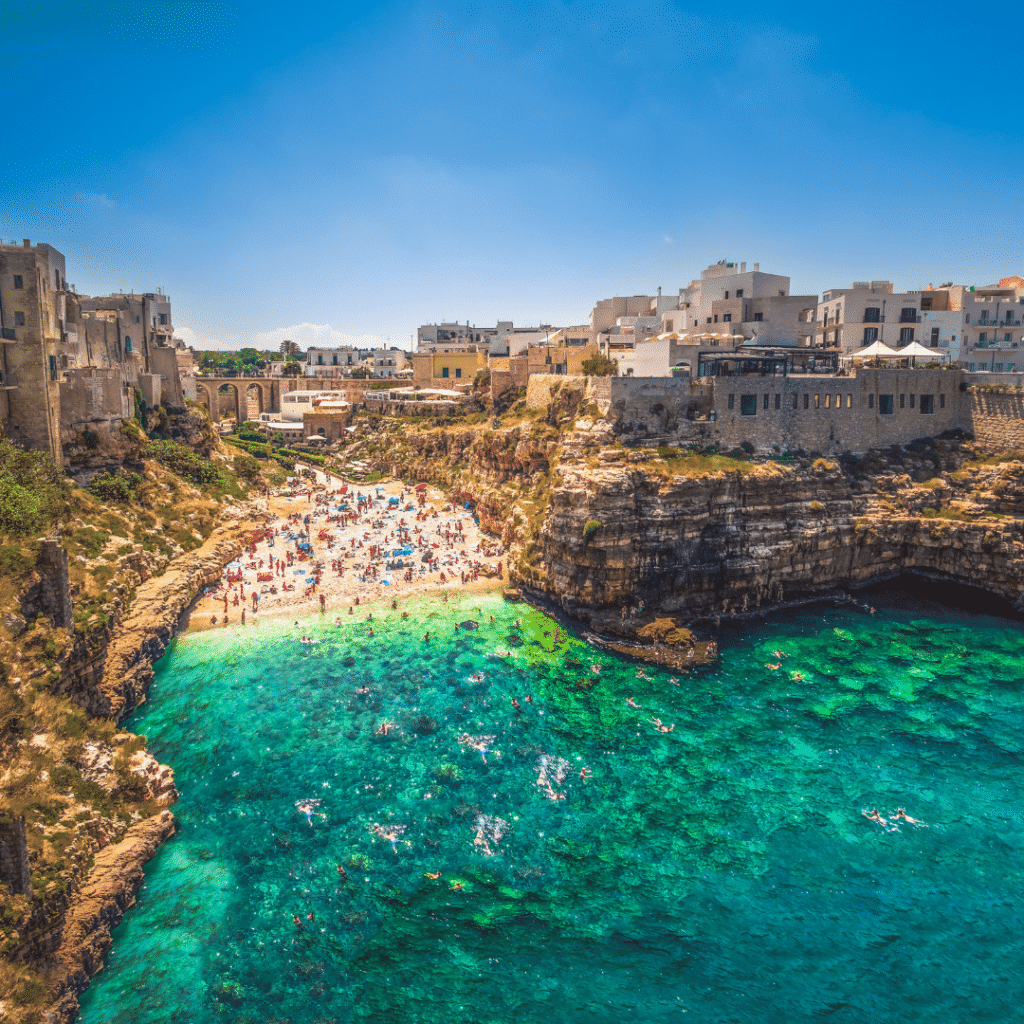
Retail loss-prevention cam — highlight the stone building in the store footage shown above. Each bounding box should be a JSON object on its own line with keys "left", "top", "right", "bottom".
{"left": 0, "top": 240, "right": 69, "bottom": 459}
{"left": 0, "top": 239, "right": 188, "bottom": 458}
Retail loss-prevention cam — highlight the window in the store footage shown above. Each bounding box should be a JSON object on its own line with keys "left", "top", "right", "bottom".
{"left": 135, "top": 315, "right": 140, "bottom": 323}
{"left": 803, "top": 393, "right": 809, "bottom": 409}
{"left": 763, "top": 393, "right": 769, "bottom": 410}
{"left": 318, "top": 355, "right": 323, "bottom": 365}
{"left": 736, "top": 289, "right": 743, "bottom": 298}
{"left": 824, "top": 394, "right": 831, "bottom": 408}
{"left": 792, "top": 394, "right": 798, "bottom": 409}
{"left": 994, "top": 363, "right": 1004, "bottom": 372}
{"left": 868, "top": 394, "right": 874, "bottom": 409}
{"left": 740, "top": 395, "right": 757, "bottom": 416}
{"left": 940, "top": 394, "right": 946, "bottom": 408}
{"left": 835, "top": 393, "right": 841, "bottom": 409}
{"left": 724, "top": 291, "right": 729, "bottom": 299}
{"left": 931, "top": 328, "right": 940, "bottom": 346}
{"left": 900, "top": 307, "right": 916, "bottom": 323}
{"left": 920, "top": 394, "right": 934, "bottom": 414}
{"left": 727, "top": 394, "right": 735, "bottom": 410}
{"left": 333, "top": 356, "right": 338, "bottom": 365}
{"left": 13, "top": 275, "right": 23, "bottom": 289}
{"left": 14, "top": 311, "right": 25, "bottom": 326}
{"left": 879, "top": 394, "right": 894, "bottom": 415}
{"left": 814, "top": 394, "right": 820, "bottom": 409}
{"left": 774, "top": 393, "right": 780, "bottom": 410}
{"left": 442, "top": 367, "right": 449, "bottom": 378}
{"left": 864, "top": 307, "right": 880, "bottom": 323}
{"left": 665, "top": 320, "right": 673, "bottom": 332}
{"left": 713, "top": 315, "right": 719, "bottom": 323}
{"left": 1005, "top": 333, "right": 1013, "bottom": 344}
{"left": 159, "top": 313, "right": 167, "bottom": 325}
{"left": 899, "top": 328, "right": 915, "bottom": 344}
{"left": 900, "top": 394, "right": 905, "bottom": 408}
{"left": 455, "top": 367, "right": 462, "bottom": 378}
{"left": 723, "top": 314, "right": 732, "bottom": 323}
{"left": 909, "top": 394, "right": 915, "bottom": 408}
{"left": 846, "top": 394, "right": 852, "bottom": 408}
{"left": 754, "top": 312, "right": 763, "bottom": 322}
{"left": 124, "top": 336, "right": 132, "bottom": 353}
{"left": 863, "top": 328, "right": 879, "bottom": 343}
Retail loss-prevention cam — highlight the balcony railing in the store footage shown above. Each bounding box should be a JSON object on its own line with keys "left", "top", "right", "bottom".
{"left": 898, "top": 315, "right": 922, "bottom": 323}
{"left": 971, "top": 317, "right": 1022, "bottom": 327}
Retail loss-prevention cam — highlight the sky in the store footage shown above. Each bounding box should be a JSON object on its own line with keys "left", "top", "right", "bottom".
{"left": 3, "top": 0, "right": 1022, "bottom": 351}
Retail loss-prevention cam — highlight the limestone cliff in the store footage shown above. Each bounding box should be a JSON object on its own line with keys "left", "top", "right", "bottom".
{"left": 529, "top": 454, "right": 1024, "bottom": 624}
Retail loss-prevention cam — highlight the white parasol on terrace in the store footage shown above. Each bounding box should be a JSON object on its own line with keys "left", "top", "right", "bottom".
{"left": 894, "top": 341, "right": 948, "bottom": 363}
{"left": 847, "top": 340, "right": 902, "bottom": 361}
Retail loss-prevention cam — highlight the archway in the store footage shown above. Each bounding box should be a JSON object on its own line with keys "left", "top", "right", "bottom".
{"left": 217, "top": 382, "right": 242, "bottom": 426}
{"left": 195, "top": 383, "right": 215, "bottom": 422}
{"left": 245, "top": 382, "right": 265, "bottom": 422}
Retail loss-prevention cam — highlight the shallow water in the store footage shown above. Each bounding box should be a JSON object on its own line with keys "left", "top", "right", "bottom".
{"left": 77, "top": 590, "right": 1024, "bottom": 1023}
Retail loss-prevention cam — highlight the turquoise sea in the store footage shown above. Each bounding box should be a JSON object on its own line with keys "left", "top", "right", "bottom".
{"left": 77, "top": 586, "right": 1024, "bottom": 1024}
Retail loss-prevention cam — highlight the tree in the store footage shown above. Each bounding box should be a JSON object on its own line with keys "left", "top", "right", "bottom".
{"left": 239, "top": 347, "right": 260, "bottom": 367}
{"left": 350, "top": 366, "right": 370, "bottom": 379}
{"left": 280, "top": 339, "right": 300, "bottom": 358}
{"left": 283, "top": 360, "right": 302, "bottom": 377}
{"left": 581, "top": 353, "right": 618, "bottom": 377}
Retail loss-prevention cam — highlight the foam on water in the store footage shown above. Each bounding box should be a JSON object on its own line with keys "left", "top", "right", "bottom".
{"left": 77, "top": 591, "right": 1024, "bottom": 1023}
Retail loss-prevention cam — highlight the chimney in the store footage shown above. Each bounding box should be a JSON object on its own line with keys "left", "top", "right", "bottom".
{"left": 23, "top": 239, "right": 31, "bottom": 248}
{"left": 658, "top": 286, "right": 662, "bottom": 297}
{"left": 740, "top": 262, "right": 746, "bottom": 273}
{"left": 754, "top": 263, "right": 760, "bottom": 272}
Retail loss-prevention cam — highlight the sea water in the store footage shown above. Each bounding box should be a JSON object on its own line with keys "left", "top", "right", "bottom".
{"left": 77, "top": 588, "right": 1024, "bottom": 1024}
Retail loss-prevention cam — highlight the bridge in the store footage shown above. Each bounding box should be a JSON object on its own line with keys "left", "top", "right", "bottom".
{"left": 191, "top": 375, "right": 410, "bottom": 423}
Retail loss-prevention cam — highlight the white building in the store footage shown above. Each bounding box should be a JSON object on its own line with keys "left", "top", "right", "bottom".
{"left": 959, "top": 281, "right": 1024, "bottom": 373}
{"left": 305, "top": 345, "right": 406, "bottom": 377}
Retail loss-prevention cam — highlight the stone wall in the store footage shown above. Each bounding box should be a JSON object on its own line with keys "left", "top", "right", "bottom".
{"left": 59, "top": 367, "right": 131, "bottom": 439}
{"left": 967, "top": 388, "right": 1024, "bottom": 453}
{"left": 19, "top": 539, "right": 73, "bottom": 629}
{"left": 0, "top": 813, "right": 31, "bottom": 895}
{"left": 710, "top": 368, "right": 964, "bottom": 454}
{"left": 149, "top": 346, "right": 185, "bottom": 411}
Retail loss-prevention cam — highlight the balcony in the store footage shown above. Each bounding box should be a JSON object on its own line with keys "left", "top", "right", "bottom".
{"left": 898, "top": 314, "right": 922, "bottom": 324}
{"left": 1, "top": 328, "right": 15, "bottom": 342}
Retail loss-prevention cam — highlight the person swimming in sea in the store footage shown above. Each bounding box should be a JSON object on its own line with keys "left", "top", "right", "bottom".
{"left": 651, "top": 717, "right": 675, "bottom": 733}
{"left": 894, "top": 807, "right": 928, "bottom": 827}
{"left": 626, "top": 697, "right": 641, "bottom": 709}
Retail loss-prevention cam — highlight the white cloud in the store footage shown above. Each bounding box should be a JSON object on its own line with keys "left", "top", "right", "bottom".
{"left": 174, "top": 321, "right": 397, "bottom": 352}
{"left": 82, "top": 191, "right": 116, "bottom": 209}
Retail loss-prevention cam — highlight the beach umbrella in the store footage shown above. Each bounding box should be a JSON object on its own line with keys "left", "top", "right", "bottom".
{"left": 848, "top": 340, "right": 901, "bottom": 360}
{"left": 415, "top": 483, "right": 428, "bottom": 491}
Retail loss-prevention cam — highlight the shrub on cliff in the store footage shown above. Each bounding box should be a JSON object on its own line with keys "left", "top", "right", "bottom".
{"left": 233, "top": 453, "right": 262, "bottom": 481}
{"left": 583, "top": 519, "right": 602, "bottom": 542}
{"left": 0, "top": 439, "right": 70, "bottom": 538}
{"left": 581, "top": 353, "right": 618, "bottom": 377}
{"left": 141, "top": 439, "right": 219, "bottom": 485}
{"left": 88, "top": 469, "right": 142, "bottom": 503}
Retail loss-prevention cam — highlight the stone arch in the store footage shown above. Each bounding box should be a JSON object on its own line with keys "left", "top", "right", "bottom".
{"left": 244, "top": 382, "right": 265, "bottom": 421}
{"left": 217, "top": 382, "right": 243, "bottom": 425}
{"left": 195, "top": 382, "right": 216, "bottom": 422}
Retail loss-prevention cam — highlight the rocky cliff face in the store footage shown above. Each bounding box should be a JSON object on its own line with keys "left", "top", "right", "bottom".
{"left": 529, "top": 456, "right": 1024, "bottom": 623}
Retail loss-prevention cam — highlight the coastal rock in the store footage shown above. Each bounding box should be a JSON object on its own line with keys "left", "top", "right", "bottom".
{"left": 46, "top": 810, "right": 177, "bottom": 1024}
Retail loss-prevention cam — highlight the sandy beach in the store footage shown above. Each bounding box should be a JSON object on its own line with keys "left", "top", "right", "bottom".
{"left": 188, "top": 473, "right": 506, "bottom": 631}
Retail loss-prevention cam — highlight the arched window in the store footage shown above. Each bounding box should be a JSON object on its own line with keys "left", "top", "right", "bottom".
{"left": 124, "top": 336, "right": 132, "bottom": 353}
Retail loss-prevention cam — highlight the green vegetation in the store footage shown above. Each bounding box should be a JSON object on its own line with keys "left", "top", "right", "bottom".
{"left": 88, "top": 469, "right": 143, "bottom": 504}
{"left": 582, "top": 519, "right": 602, "bottom": 541}
{"left": 581, "top": 353, "right": 618, "bottom": 376}
{"left": 0, "top": 439, "right": 71, "bottom": 537}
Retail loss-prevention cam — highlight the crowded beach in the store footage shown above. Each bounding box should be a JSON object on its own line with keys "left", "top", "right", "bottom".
{"left": 189, "top": 473, "right": 506, "bottom": 629}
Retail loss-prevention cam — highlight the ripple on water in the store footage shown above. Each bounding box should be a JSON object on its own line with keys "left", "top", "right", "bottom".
{"left": 77, "top": 592, "right": 1024, "bottom": 1024}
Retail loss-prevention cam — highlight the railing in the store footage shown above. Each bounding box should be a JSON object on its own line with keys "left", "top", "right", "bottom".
{"left": 898, "top": 315, "right": 922, "bottom": 323}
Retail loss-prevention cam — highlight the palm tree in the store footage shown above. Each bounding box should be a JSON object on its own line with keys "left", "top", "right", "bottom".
{"left": 279, "top": 339, "right": 300, "bottom": 358}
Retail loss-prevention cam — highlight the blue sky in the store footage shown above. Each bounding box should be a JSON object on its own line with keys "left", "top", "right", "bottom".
{"left": 3, "top": 0, "right": 1021, "bottom": 350}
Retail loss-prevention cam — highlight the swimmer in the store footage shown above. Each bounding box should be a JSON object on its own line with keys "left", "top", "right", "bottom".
{"left": 525, "top": 694, "right": 533, "bottom": 704}
{"left": 772, "top": 650, "right": 788, "bottom": 659}
{"left": 336, "top": 864, "right": 348, "bottom": 878}
{"left": 424, "top": 871, "right": 442, "bottom": 880}
{"left": 511, "top": 697, "right": 522, "bottom": 712}
{"left": 792, "top": 671, "right": 805, "bottom": 682}
{"left": 650, "top": 717, "right": 675, "bottom": 733}
{"left": 450, "top": 881, "right": 465, "bottom": 892}
{"left": 862, "top": 807, "right": 895, "bottom": 830}
{"left": 766, "top": 662, "right": 781, "bottom": 671}
{"left": 579, "top": 767, "right": 593, "bottom": 780}
{"left": 368, "top": 628, "right": 375, "bottom": 637}
{"left": 306, "top": 912, "right": 315, "bottom": 922}
{"left": 668, "top": 676, "right": 679, "bottom": 686}
{"left": 626, "top": 697, "right": 641, "bottom": 709}
{"left": 423, "top": 631, "right": 431, "bottom": 642}
{"left": 375, "top": 720, "right": 395, "bottom": 736}
{"left": 591, "top": 664, "right": 602, "bottom": 675}
{"left": 292, "top": 914, "right": 302, "bottom": 927}
{"left": 894, "top": 808, "right": 928, "bottom": 827}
